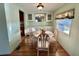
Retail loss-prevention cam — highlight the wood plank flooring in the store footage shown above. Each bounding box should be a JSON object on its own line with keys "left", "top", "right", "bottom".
{"left": 11, "top": 37, "right": 69, "bottom": 56}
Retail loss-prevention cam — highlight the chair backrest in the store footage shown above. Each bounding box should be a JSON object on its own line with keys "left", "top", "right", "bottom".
{"left": 37, "top": 34, "right": 49, "bottom": 48}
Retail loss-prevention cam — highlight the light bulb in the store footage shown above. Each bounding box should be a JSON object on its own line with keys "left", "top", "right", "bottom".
{"left": 38, "top": 6, "right": 43, "bottom": 10}
{"left": 35, "top": 20, "right": 38, "bottom": 22}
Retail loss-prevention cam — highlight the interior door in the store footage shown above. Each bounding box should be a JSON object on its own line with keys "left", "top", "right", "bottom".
{"left": 19, "top": 10, "right": 25, "bottom": 37}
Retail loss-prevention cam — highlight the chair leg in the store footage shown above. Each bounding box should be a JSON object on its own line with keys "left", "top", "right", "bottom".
{"left": 48, "top": 49, "right": 49, "bottom": 56}
{"left": 37, "top": 49, "right": 39, "bottom": 56}
{"left": 48, "top": 48, "right": 49, "bottom": 56}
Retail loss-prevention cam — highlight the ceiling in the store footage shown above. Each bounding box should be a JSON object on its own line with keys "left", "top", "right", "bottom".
{"left": 17, "top": 3, "right": 64, "bottom": 13}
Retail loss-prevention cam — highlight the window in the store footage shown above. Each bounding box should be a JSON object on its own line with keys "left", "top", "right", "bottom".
{"left": 35, "top": 13, "right": 46, "bottom": 22}
{"left": 56, "top": 19, "right": 72, "bottom": 35}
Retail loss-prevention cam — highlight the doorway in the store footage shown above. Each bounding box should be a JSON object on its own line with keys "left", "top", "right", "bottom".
{"left": 19, "top": 10, "right": 25, "bottom": 37}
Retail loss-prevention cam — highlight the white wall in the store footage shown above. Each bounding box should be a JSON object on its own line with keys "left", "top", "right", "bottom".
{"left": 53, "top": 3, "right": 79, "bottom": 55}
{"left": 0, "top": 3, "right": 10, "bottom": 55}
{"left": 4, "top": 3, "right": 25, "bottom": 52}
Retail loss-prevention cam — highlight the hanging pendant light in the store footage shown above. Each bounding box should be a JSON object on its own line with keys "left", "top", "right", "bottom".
{"left": 37, "top": 3, "right": 44, "bottom": 10}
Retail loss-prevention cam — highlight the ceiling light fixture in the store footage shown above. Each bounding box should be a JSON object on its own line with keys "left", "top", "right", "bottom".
{"left": 37, "top": 3, "right": 44, "bottom": 10}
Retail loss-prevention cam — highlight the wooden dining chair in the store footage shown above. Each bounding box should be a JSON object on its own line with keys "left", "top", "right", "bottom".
{"left": 37, "top": 36, "right": 50, "bottom": 56}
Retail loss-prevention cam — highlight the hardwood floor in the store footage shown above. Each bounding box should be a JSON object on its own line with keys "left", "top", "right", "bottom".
{"left": 11, "top": 37, "right": 69, "bottom": 56}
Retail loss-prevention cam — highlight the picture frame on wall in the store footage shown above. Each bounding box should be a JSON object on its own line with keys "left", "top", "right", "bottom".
{"left": 55, "top": 9, "right": 75, "bottom": 19}
{"left": 28, "top": 14, "right": 32, "bottom": 20}
{"left": 48, "top": 14, "right": 51, "bottom": 20}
